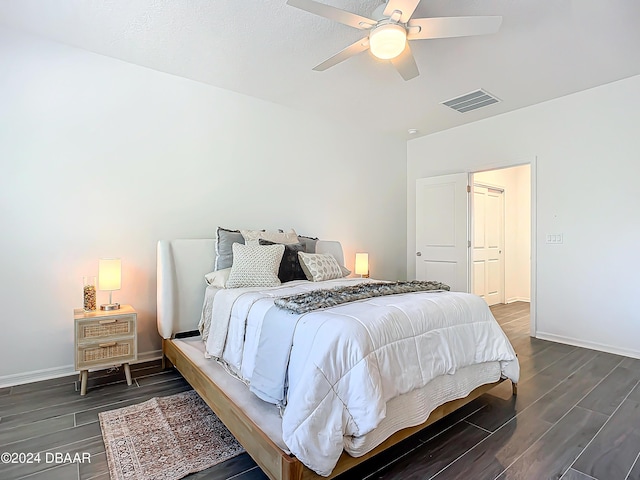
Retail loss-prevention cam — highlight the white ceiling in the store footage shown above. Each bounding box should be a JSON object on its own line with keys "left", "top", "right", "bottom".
{"left": 1, "top": 0, "right": 639, "bottom": 138}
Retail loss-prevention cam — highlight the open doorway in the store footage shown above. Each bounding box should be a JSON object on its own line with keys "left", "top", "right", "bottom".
{"left": 471, "top": 165, "right": 531, "bottom": 306}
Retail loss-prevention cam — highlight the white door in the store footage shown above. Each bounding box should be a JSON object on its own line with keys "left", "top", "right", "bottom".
{"left": 415, "top": 173, "right": 469, "bottom": 292}
{"left": 472, "top": 184, "right": 504, "bottom": 306}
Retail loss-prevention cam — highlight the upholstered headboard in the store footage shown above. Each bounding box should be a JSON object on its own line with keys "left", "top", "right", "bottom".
{"left": 156, "top": 239, "right": 345, "bottom": 339}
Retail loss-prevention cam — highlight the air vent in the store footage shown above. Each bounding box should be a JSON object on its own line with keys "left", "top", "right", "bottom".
{"left": 441, "top": 89, "right": 500, "bottom": 113}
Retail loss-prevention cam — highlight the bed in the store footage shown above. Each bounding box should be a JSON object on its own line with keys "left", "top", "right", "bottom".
{"left": 157, "top": 237, "right": 519, "bottom": 480}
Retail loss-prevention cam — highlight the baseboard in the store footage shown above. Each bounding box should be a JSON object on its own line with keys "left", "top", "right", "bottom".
{"left": 137, "top": 349, "right": 163, "bottom": 363}
{"left": 506, "top": 297, "right": 530, "bottom": 304}
{"left": 0, "top": 365, "right": 77, "bottom": 389}
{"left": 536, "top": 332, "right": 640, "bottom": 360}
{"left": 0, "top": 349, "right": 163, "bottom": 388}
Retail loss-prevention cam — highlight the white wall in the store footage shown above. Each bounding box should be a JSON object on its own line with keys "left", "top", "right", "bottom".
{"left": 474, "top": 165, "right": 531, "bottom": 303}
{"left": 408, "top": 74, "right": 640, "bottom": 359}
{"left": 0, "top": 28, "right": 407, "bottom": 384}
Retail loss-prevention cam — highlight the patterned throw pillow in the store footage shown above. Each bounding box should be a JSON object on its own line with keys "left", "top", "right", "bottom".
{"left": 298, "top": 252, "right": 344, "bottom": 282}
{"left": 259, "top": 240, "right": 307, "bottom": 283}
{"left": 226, "top": 243, "right": 285, "bottom": 288}
{"left": 241, "top": 228, "right": 299, "bottom": 246}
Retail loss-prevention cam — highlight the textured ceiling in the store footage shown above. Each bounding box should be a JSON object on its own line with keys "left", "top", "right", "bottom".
{"left": 1, "top": 0, "right": 639, "bottom": 138}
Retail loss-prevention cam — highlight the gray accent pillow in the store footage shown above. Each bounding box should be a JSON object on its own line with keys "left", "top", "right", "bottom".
{"left": 298, "top": 234, "right": 319, "bottom": 253}
{"left": 214, "top": 227, "right": 245, "bottom": 271}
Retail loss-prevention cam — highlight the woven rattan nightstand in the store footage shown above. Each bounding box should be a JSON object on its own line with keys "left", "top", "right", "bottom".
{"left": 74, "top": 305, "right": 138, "bottom": 395}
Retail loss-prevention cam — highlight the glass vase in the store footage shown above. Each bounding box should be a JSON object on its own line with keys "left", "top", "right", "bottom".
{"left": 83, "top": 276, "right": 97, "bottom": 312}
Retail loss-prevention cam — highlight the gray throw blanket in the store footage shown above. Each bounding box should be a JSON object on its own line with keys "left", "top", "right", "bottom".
{"left": 274, "top": 280, "right": 450, "bottom": 314}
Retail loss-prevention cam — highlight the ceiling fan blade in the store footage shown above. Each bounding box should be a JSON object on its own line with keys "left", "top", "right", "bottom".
{"left": 287, "top": 0, "right": 376, "bottom": 30}
{"left": 383, "top": 0, "right": 421, "bottom": 23}
{"left": 390, "top": 43, "right": 419, "bottom": 81}
{"left": 407, "top": 16, "right": 502, "bottom": 40}
{"left": 313, "top": 38, "right": 370, "bottom": 71}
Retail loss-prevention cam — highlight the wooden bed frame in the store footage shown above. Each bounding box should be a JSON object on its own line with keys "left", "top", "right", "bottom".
{"left": 157, "top": 239, "right": 516, "bottom": 480}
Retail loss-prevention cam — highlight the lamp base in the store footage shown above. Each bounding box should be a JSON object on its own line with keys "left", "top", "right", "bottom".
{"left": 100, "top": 303, "right": 121, "bottom": 311}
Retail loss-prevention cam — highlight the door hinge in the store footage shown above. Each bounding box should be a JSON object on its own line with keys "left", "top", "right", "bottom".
{"left": 468, "top": 240, "right": 471, "bottom": 248}
{"left": 467, "top": 185, "right": 471, "bottom": 193}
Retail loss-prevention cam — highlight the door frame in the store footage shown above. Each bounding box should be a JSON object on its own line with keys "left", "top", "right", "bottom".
{"left": 468, "top": 156, "right": 537, "bottom": 337}
{"left": 470, "top": 181, "right": 506, "bottom": 306}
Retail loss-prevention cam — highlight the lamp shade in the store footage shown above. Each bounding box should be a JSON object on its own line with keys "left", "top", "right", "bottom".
{"left": 355, "top": 253, "right": 369, "bottom": 276}
{"left": 369, "top": 23, "right": 407, "bottom": 60}
{"left": 98, "top": 258, "right": 121, "bottom": 291}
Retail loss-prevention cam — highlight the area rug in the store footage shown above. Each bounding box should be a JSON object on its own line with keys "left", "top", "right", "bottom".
{"left": 99, "top": 390, "right": 245, "bottom": 480}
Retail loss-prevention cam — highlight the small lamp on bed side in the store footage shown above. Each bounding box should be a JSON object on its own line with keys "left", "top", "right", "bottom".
{"left": 99, "top": 258, "right": 121, "bottom": 311}
{"left": 355, "top": 253, "right": 369, "bottom": 278}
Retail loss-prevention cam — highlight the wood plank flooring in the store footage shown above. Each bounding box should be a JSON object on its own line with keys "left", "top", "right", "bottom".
{"left": 1, "top": 302, "right": 638, "bottom": 480}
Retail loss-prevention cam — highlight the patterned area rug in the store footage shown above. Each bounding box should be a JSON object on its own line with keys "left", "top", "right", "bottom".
{"left": 99, "top": 390, "right": 245, "bottom": 480}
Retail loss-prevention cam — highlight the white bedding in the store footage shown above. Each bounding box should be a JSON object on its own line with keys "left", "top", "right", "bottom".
{"left": 172, "top": 336, "right": 502, "bottom": 459}
{"left": 203, "top": 278, "right": 377, "bottom": 380}
{"left": 201, "top": 279, "right": 519, "bottom": 476}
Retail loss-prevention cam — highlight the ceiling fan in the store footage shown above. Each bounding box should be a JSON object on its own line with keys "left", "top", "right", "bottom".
{"left": 286, "top": 0, "right": 502, "bottom": 81}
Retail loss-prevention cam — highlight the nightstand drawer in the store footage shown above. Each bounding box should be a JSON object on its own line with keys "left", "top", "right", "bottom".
{"left": 77, "top": 315, "right": 135, "bottom": 342}
{"left": 77, "top": 338, "right": 136, "bottom": 369}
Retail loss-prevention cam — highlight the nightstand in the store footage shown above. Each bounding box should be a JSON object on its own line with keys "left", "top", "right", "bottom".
{"left": 74, "top": 305, "right": 138, "bottom": 395}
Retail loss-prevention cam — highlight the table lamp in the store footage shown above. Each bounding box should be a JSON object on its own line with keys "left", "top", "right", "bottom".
{"left": 99, "top": 258, "right": 121, "bottom": 311}
{"left": 355, "top": 253, "right": 369, "bottom": 278}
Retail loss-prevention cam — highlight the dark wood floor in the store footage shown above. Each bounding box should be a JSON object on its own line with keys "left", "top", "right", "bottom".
{"left": 1, "top": 302, "right": 639, "bottom": 480}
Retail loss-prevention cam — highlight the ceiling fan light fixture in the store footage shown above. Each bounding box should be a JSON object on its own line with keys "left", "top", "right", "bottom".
{"left": 369, "top": 23, "right": 407, "bottom": 60}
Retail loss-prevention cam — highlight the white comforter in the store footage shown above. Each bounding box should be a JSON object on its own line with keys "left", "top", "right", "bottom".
{"left": 202, "top": 279, "right": 519, "bottom": 476}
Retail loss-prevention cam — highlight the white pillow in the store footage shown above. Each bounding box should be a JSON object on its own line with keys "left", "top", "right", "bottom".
{"left": 204, "top": 268, "right": 231, "bottom": 288}
{"left": 241, "top": 228, "right": 299, "bottom": 246}
{"left": 226, "top": 243, "right": 285, "bottom": 288}
{"left": 298, "top": 252, "right": 344, "bottom": 282}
